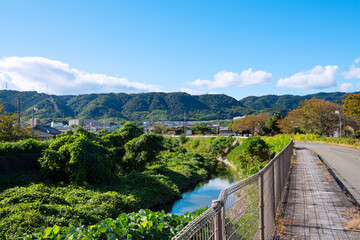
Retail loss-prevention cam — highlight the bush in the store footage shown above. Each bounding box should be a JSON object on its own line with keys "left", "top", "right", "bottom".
{"left": 121, "top": 134, "right": 164, "bottom": 174}
{"left": 20, "top": 208, "right": 207, "bottom": 240}
{"left": 38, "top": 127, "right": 112, "bottom": 184}
{"left": 227, "top": 137, "right": 272, "bottom": 177}
{"left": 179, "top": 133, "right": 188, "bottom": 144}
{"left": 208, "top": 136, "right": 234, "bottom": 157}
{"left": 0, "top": 139, "right": 51, "bottom": 156}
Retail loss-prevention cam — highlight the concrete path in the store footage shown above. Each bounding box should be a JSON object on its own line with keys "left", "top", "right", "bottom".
{"left": 278, "top": 146, "right": 360, "bottom": 239}
{"left": 296, "top": 141, "right": 360, "bottom": 205}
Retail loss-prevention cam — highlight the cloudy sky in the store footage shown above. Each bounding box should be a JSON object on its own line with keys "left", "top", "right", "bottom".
{"left": 0, "top": 1, "right": 359, "bottom": 99}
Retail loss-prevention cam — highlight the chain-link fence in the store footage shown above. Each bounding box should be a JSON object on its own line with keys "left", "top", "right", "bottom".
{"left": 172, "top": 139, "right": 293, "bottom": 240}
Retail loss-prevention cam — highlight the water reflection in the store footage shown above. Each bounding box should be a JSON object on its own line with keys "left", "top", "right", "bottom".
{"left": 168, "top": 171, "right": 238, "bottom": 215}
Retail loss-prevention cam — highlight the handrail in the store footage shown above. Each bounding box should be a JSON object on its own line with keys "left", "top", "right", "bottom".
{"left": 172, "top": 139, "right": 293, "bottom": 240}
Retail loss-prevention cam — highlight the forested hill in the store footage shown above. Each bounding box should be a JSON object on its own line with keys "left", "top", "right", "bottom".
{"left": 0, "top": 90, "right": 356, "bottom": 122}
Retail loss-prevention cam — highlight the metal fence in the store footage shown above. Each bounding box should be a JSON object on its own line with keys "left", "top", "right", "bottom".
{"left": 172, "top": 139, "right": 293, "bottom": 240}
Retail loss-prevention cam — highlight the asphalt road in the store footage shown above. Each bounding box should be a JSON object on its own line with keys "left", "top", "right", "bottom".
{"left": 295, "top": 141, "right": 360, "bottom": 205}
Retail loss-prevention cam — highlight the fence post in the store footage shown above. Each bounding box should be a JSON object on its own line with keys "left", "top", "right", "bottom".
{"left": 212, "top": 200, "right": 225, "bottom": 240}
{"left": 259, "top": 173, "right": 265, "bottom": 240}
{"left": 272, "top": 163, "right": 276, "bottom": 221}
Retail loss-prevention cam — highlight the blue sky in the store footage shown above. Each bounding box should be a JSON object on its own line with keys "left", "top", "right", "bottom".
{"left": 0, "top": 0, "right": 359, "bottom": 99}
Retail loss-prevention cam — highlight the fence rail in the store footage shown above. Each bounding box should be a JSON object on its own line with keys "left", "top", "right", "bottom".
{"left": 172, "top": 139, "right": 294, "bottom": 240}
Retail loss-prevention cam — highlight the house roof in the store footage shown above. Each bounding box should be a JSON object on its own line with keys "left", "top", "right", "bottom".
{"left": 34, "top": 125, "right": 61, "bottom": 135}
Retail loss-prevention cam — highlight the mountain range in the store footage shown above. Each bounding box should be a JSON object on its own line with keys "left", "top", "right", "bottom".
{"left": 0, "top": 90, "right": 357, "bottom": 123}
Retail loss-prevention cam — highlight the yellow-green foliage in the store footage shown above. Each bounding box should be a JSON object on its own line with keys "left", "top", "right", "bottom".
{"left": 182, "top": 137, "right": 215, "bottom": 155}
{"left": 227, "top": 135, "right": 292, "bottom": 177}
{"left": 293, "top": 134, "right": 360, "bottom": 148}
{"left": 262, "top": 134, "right": 292, "bottom": 154}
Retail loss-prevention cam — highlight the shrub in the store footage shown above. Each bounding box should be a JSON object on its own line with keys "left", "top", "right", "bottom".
{"left": 227, "top": 137, "right": 272, "bottom": 177}
{"left": 20, "top": 208, "right": 207, "bottom": 240}
{"left": 121, "top": 134, "right": 164, "bottom": 174}
{"left": 208, "top": 136, "right": 234, "bottom": 157}
{"left": 179, "top": 134, "right": 188, "bottom": 144}
{"left": 0, "top": 138, "right": 51, "bottom": 156}
{"left": 38, "top": 127, "right": 112, "bottom": 184}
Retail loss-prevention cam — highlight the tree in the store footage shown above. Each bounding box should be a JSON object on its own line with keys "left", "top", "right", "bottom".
{"left": 121, "top": 133, "right": 164, "bottom": 174}
{"left": 208, "top": 136, "right": 234, "bottom": 157}
{"left": 39, "top": 126, "right": 112, "bottom": 184}
{"left": 230, "top": 113, "right": 269, "bottom": 135}
{"left": 262, "top": 114, "right": 282, "bottom": 136}
{"left": 151, "top": 123, "right": 167, "bottom": 134}
{"left": 192, "top": 123, "right": 210, "bottom": 135}
{"left": 118, "top": 122, "right": 144, "bottom": 141}
{"left": 277, "top": 98, "right": 342, "bottom": 136}
{"left": 0, "top": 104, "right": 32, "bottom": 141}
{"left": 342, "top": 93, "right": 360, "bottom": 120}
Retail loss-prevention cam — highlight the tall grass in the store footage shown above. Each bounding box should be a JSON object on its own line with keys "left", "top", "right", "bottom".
{"left": 293, "top": 134, "right": 360, "bottom": 148}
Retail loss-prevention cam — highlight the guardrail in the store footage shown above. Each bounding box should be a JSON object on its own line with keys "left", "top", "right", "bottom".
{"left": 172, "top": 139, "right": 293, "bottom": 240}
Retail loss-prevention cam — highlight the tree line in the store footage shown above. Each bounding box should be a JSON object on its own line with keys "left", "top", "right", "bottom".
{"left": 230, "top": 93, "right": 360, "bottom": 137}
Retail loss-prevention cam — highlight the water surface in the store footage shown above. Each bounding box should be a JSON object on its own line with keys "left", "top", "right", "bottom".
{"left": 168, "top": 171, "right": 238, "bottom": 215}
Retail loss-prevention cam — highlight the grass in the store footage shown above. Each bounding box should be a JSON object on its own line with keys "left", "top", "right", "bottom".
{"left": 293, "top": 134, "right": 360, "bottom": 149}
{"left": 344, "top": 208, "right": 360, "bottom": 231}
{"left": 181, "top": 136, "right": 215, "bottom": 155}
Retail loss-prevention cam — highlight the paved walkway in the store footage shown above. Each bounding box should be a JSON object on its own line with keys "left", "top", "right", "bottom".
{"left": 278, "top": 146, "right": 360, "bottom": 239}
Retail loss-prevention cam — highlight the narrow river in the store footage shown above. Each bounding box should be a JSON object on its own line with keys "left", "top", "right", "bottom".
{"left": 164, "top": 170, "right": 238, "bottom": 215}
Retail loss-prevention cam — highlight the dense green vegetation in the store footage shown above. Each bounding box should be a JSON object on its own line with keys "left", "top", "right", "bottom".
{"left": 238, "top": 92, "right": 354, "bottom": 113}
{"left": 1, "top": 90, "right": 357, "bottom": 123}
{"left": 0, "top": 138, "right": 51, "bottom": 156}
{"left": 227, "top": 135, "right": 291, "bottom": 177}
{"left": 181, "top": 136, "right": 234, "bottom": 157}
{"left": 21, "top": 208, "right": 206, "bottom": 240}
{"left": 0, "top": 125, "right": 219, "bottom": 239}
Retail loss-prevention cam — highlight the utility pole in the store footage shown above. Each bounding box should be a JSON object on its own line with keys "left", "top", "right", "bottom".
{"left": 183, "top": 112, "right": 186, "bottom": 134}
{"left": 17, "top": 96, "right": 20, "bottom": 125}
{"left": 32, "top": 107, "right": 38, "bottom": 139}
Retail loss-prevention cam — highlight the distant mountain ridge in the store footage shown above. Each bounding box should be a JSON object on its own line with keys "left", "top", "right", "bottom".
{"left": 0, "top": 90, "right": 357, "bottom": 123}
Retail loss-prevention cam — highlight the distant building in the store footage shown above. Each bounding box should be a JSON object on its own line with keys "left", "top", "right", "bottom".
{"left": 34, "top": 125, "right": 61, "bottom": 139}
{"left": 233, "top": 116, "right": 244, "bottom": 120}
{"left": 51, "top": 121, "right": 63, "bottom": 128}
{"left": 30, "top": 118, "right": 40, "bottom": 127}
{"left": 219, "top": 127, "right": 235, "bottom": 136}
{"left": 68, "top": 119, "right": 109, "bottom": 128}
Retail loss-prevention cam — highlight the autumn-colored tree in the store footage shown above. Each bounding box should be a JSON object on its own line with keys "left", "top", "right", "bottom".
{"left": 342, "top": 93, "right": 360, "bottom": 121}
{"left": 278, "top": 98, "right": 343, "bottom": 136}
{"left": 230, "top": 113, "right": 270, "bottom": 135}
{"left": 0, "top": 104, "right": 32, "bottom": 141}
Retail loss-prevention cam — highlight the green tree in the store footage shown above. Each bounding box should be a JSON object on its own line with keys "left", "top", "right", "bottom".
{"left": 230, "top": 113, "right": 269, "bottom": 135}
{"left": 278, "top": 98, "right": 341, "bottom": 136}
{"left": 342, "top": 93, "right": 360, "bottom": 120}
{"left": 119, "top": 122, "right": 144, "bottom": 141}
{"left": 236, "top": 137, "right": 271, "bottom": 170}
{"left": 151, "top": 123, "right": 166, "bottom": 134}
{"left": 39, "top": 126, "right": 112, "bottom": 184}
{"left": 262, "top": 114, "right": 282, "bottom": 136}
{"left": 192, "top": 123, "right": 210, "bottom": 135}
{"left": 0, "top": 104, "right": 32, "bottom": 141}
{"left": 208, "top": 136, "right": 234, "bottom": 157}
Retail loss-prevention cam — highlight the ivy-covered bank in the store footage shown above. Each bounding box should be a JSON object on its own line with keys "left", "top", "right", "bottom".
{"left": 227, "top": 135, "right": 292, "bottom": 177}
{"left": 0, "top": 124, "right": 220, "bottom": 239}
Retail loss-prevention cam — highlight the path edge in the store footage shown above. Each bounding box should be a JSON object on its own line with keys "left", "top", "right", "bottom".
{"left": 301, "top": 145, "right": 360, "bottom": 210}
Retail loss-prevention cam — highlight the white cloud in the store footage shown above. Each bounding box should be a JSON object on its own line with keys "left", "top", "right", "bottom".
{"left": 277, "top": 65, "right": 338, "bottom": 89}
{"left": 337, "top": 83, "right": 355, "bottom": 92}
{"left": 180, "top": 87, "right": 219, "bottom": 95}
{"left": 180, "top": 88, "right": 204, "bottom": 95}
{"left": 0, "top": 56, "right": 162, "bottom": 95}
{"left": 343, "top": 57, "right": 360, "bottom": 79}
{"left": 185, "top": 69, "right": 272, "bottom": 89}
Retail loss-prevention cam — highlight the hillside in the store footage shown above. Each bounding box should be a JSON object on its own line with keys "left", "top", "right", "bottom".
{"left": 0, "top": 90, "right": 356, "bottom": 123}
